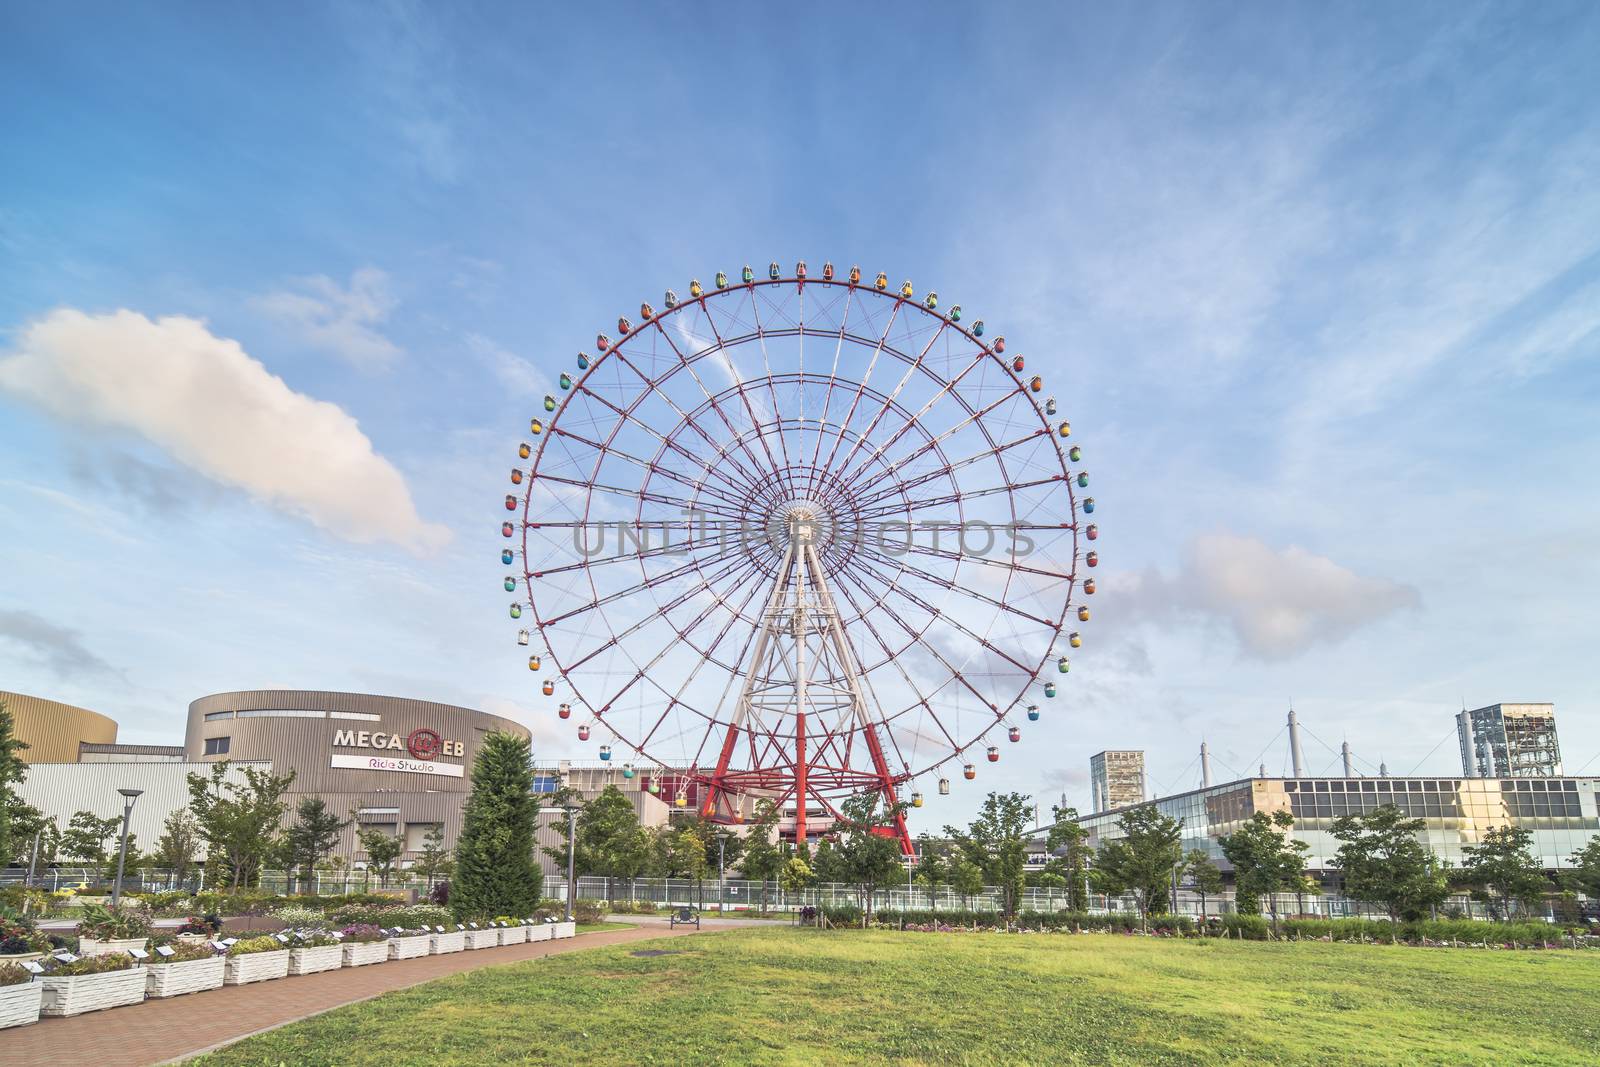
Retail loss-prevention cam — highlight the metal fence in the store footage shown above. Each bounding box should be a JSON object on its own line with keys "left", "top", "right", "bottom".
{"left": 3, "top": 867, "right": 1560, "bottom": 922}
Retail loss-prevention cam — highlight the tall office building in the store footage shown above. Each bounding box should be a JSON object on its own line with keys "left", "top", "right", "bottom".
{"left": 1457, "top": 703, "right": 1562, "bottom": 778}
{"left": 1090, "top": 750, "right": 1146, "bottom": 812}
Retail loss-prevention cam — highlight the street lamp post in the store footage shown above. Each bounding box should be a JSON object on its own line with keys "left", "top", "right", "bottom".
{"left": 563, "top": 803, "right": 579, "bottom": 921}
{"left": 111, "top": 788, "right": 143, "bottom": 908}
{"left": 717, "top": 837, "right": 725, "bottom": 914}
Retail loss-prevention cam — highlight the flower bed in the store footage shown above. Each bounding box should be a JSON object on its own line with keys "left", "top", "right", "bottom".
{"left": 288, "top": 941, "right": 343, "bottom": 975}
{"left": 223, "top": 937, "right": 291, "bottom": 985}
{"left": 463, "top": 927, "right": 499, "bottom": 950}
{"left": 340, "top": 925, "right": 388, "bottom": 967}
{"left": 388, "top": 932, "right": 432, "bottom": 960}
{"left": 430, "top": 929, "right": 466, "bottom": 954}
{"left": 498, "top": 924, "right": 528, "bottom": 946}
{"left": 76, "top": 903, "right": 154, "bottom": 956}
{"left": 40, "top": 955, "right": 146, "bottom": 1017}
{"left": 526, "top": 923, "right": 552, "bottom": 943}
{"left": 145, "top": 943, "right": 225, "bottom": 999}
{"left": 1, "top": 964, "right": 44, "bottom": 1030}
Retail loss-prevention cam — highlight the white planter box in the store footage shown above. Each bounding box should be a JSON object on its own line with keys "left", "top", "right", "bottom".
{"left": 40, "top": 967, "right": 146, "bottom": 1016}
{"left": 224, "top": 950, "right": 290, "bottom": 985}
{"left": 342, "top": 941, "right": 389, "bottom": 967}
{"left": 0, "top": 981, "right": 44, "bottom": 1029}
{"left": 498, "top": 926, "right": 527, "bottom": 946}
{"left": 388, "top": 935, "right": 431, "bottom": 960}
{"left": 289, "top": 944, "right": 343, "bottom": 975}
{"left": 463, "top": 929, "right": 498, "bottom": 950}
{"left": 551, "top": 920, "right": 576, "bottom": 939}
{"left": 430, "top": 931, "right": 466, "bottom": 954}
{"left": 77, "top": 936, "right": 148, "bottom": 957}
{"left": 146, "top": 957, "right": 225, "bottom": 998}
{"left": 527, "top": 924, "right": 552, "bottom": 942}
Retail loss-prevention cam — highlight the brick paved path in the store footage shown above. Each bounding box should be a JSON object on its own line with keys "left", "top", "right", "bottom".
{"left": 6, "top": 925, "right": 694, "bottom": 1066}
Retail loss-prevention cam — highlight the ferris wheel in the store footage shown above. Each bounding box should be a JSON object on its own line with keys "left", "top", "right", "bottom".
{"left": 502, "top": 262, "right": 1096, "bottom": 854}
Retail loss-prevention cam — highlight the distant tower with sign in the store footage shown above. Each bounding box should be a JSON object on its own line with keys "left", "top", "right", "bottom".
{"left": 1090, "top": 750, "right": 1146, "bottom": 812}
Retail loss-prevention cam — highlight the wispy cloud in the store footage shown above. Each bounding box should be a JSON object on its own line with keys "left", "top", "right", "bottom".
{"left": 253, "top": 266, "right": 402, "bottom": 370}
{"left": 0, "top": 608, "right": 118, "bottom": 679}
{"left": 0, "top": 308, "right": 449, "bottom": 552}
{"left": 1117, "top": 533, "right": 1420, "bottom": 660}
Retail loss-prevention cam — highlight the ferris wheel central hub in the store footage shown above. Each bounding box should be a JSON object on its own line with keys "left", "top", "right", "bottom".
{"left": 770, "top": 500, "right": 834, "bottom": 549}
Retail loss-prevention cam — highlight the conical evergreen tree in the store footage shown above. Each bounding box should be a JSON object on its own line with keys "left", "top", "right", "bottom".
{"left": 452, "top": 731, "right": 542, "bottom": 920}
{"left": 0, "top": 701, "right": 32, "bottom": 866}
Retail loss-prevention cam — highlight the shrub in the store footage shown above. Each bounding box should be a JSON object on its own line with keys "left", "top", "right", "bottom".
{"left": 429, "top": 880, "right": 450, "bottom": 906}
{"left": 149, "top": 939, "right": 217, "bottom": 962}
{"left": 176, "top": 914, "right": 220, "bottom": 936}
{"left": 821, "top": 904, "right": 862, "bottom": 926}
{"left": 0, "top": 907, "right": 48, "bottom": 954}
{"left": 271, "top": 904, "right": 329, "bottom": 930}
{"left": 226, "top": 936, "right": 286, "bottom": 956}
{"left": 0, "top": 961, "right": 34, "bottom": 986}
{"left": 573, "top": 901, "right": 605, "bottom": 924}
{"left": 339, "top": 924, "right": 386, "bottom": 943}
{"left": 1220, "top": 914, "right": 1271, "bottom": 940}
{"left": 76, "top": 903, "right": 153, "bottom": 941}
{"left": 292, "top": 931, "right": 341, "bottom": 947}
{"left": 48, "top": 953, "right": 138, "bottom": 975}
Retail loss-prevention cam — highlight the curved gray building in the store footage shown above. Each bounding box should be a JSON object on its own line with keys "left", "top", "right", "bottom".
{"left": 186, "top": 691, "right": 529, "bottom": 860}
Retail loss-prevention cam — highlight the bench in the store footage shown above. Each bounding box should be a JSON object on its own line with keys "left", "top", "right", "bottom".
{"left": 669, "top": 907, "right": 700, "bottom": 929}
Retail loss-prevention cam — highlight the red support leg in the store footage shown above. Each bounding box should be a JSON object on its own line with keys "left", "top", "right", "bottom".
{"left": 861, "top": 723, "right": 914, "bottom": 855}
{"left": 700, "top": 721, "right": 741, "bottom": 820}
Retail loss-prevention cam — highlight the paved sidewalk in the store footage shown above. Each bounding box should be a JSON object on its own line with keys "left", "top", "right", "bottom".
{"left": 5, "top": 924, "right": 693, "bottom": 1066}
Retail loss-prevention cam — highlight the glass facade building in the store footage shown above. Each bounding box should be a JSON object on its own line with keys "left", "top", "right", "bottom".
{"left": 1046, "top": 775, "right": 1600, "bottom": 876}
{"left": 1457, "top": 703, "right": 1562, "bottom": 778}
{"left": 1089, "top": 750, "right": 1146, "bottom": 812}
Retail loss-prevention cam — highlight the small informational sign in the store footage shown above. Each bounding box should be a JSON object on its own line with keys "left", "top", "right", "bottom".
{"left": 468, "top": 922, "right": 479, "bottom": 929}
{"left": 456, "top": 923, "right": 466, "bottom": 931}
{"left": 209, "top": 939, "right": 229, "bottom": 952}
{"left": 435, "top": 925, "right": 446, "bottom": 933}
{"left": 127, "top": 948, "right": 149, "bottom": 960}
{"left": 22, "top": 960, "right": 45, "bottom": 974}
{"left": 275, "top": 933, "right": 291, "bottom": 943}
{"left": 156, "top": 945, "right": 176, "bottom": 958}
{"left": 53, "top": 951, "right": 78, "bottom": 963}
{"left": 222, "top": 937, "right": 239, "bottom": 946}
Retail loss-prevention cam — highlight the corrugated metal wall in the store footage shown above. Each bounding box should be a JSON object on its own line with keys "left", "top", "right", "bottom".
{"left": 14, "top": 761, "right": 270, "bottom": 848}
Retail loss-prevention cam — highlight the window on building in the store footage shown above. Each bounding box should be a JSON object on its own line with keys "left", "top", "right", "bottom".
{"left": 237, "top": 709, "right": 326, "bottom": 719}
{"left": 203, "top": 711, "right": 234, "bottom": 721}
{"left": 204, "top": 736, "right": 230, "bottom": 755}
{"left": 328, "top": 711, "right": 382, "bottom": 721}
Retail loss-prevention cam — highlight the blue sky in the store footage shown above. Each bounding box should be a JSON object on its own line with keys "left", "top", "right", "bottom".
{"left": 2, "top": 3, "right": 1598, "bottom": 827}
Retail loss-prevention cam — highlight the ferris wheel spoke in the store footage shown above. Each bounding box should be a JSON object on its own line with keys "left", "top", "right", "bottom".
{"left": 832, "top": 345, "right": 994, "bottom": 490}
{"left": 823, "top": 318, "right": 950, "bottom": 488}
{"left": 808, "top": 285, "right": 859, "bottom": 470}
{"left": 853, "top": 472, "right": 1064, "bottom": 524}
{"left": 849, "top": 423, "right": 1051, "bottom": 516}
{"left": 739, "top": 287, "right": 802, "bottom": 499}
{"left": 534, "top": 471, "right": 746, "bottom": 524}
{"left": 576, "top": 384, "right": 765, "bottom": 504}
{"left": 647, "top": 316, "right": 789, "bottom": 499}
{"left": 603, "top": 345, "right": 771, "bottom": 493}
{"left": 542, "top": 537, "right": 755, "bottom": 629}
{"left": 817, "top": 298, "right": 905, "bottom": 476}
{"left": 553, "top": 423, "right": 754, "bottom": 518}
{"left": 848, "top": 540, "right": 1058, "bottom": 631}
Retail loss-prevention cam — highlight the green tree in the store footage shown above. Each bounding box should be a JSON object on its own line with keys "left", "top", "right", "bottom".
{"left": 945, "top": 792, "right": 1032, "bottom": 919}
{"left": 1330, "top": 804, "right": 1450, "bottom": 921}
{"left": 0, "top": 700, "right": 30, "bottom": 866}
{"left": 571, "top": 786, "right": 655, "bottom": 899}
{"left": 154, "top": 809, "right": 202, "bottom": 887}
{"left": 1459, "top": 825, "right": 1547, "bottom": 920}
{"left": 186, "top": 761, "right": 297, "bottom": 890}
{"left": 1221, "top": 809, "right": 1309, "bottom": 931}
{"left": 1184, "top": 848, "right": 1224, "bottom": 925}
{"left": 913, "top": 834, "right": 951, "bottom": 911}
{"left": 777, "top": 855, "right": 813, "bottom": 908}
{"left": 358, "top": 826, "right": 403, "bottom": 888}
{"left": 414, "top": 825, "right": 454, "bottom": 889}
{"left": 60, "top": 810, "right": 121, "bottom": 865}
{"left": 9, "top": 806, "right": 55, "bottom": 872}
{"left": 828, "top": 792, "right": 907, "bottom": 923}
{"left": 1045, "top": 805, "right": 1092, "bottom": 911}
{"left": 949, "top": 858, "right": 985, "bottom": 909}
{"left": 282, "top": 797, "right": 350, "bottom": 892}
{"left": 1571, "top": 835, "right": 1600, "bottom": 901}
{"left": 737, "top": 803, "right": 785, "bottom": 912}
{"left": 453, "top": 732, "right": 542, "bottom": 920}
{"left": 1093, "top": 806, "right": 1183, "bottom": 928}
{"left": 102, "top": 832, "right": 147, "bottom": 880}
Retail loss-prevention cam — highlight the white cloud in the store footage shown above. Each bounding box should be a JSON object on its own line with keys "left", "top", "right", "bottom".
{"left": 468, "top": 333, "right": 548, "bottom": 396}
{"left": 0, "top": 308, "right": 449, "bottom": 553}
{"left": 1120, "top": 533, "right": 1419, "bottom": 660}
{"left": 254, "top": 267, "right": 401, "bottom": 370}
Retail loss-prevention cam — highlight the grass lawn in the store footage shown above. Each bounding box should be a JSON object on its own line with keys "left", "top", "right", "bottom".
{"left": 192, "top": 928, "right": 1598, "bottom": 1066}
